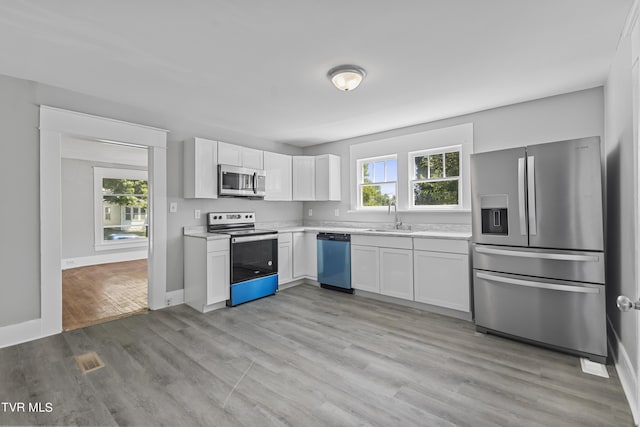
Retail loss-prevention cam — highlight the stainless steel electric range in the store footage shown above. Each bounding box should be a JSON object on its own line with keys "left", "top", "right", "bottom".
{"left": 207, "top": 212, "right": 278, "bottom": 306}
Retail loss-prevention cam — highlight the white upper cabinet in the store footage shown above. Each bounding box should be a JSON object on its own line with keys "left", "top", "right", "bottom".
{"left": 218, "top": 141, "right": 264, "bottom": 169}
{"left": 292, "top": 156, "right": 316, "bottom": 201}
{"left": 292, "top": 154, "right": 342, "bottom": 201}
{"left": 242, "top": 147, "right": 264, "bottom": 169}
{"left": 264, "top": 151, "right": 292, "bottom": 201}
{"left": 315, "top": 154, "right": 341, "bottom": 201}
{"left": 184, "top": 137, "right": 218, "bottom": 199}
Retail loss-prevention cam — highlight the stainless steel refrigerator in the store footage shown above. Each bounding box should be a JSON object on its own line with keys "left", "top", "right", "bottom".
{"left": 470, "top": 136, "right": 606, "bottom": 363}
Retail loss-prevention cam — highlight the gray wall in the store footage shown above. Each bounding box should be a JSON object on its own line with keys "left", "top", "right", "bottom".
{"left": 302, "top": 87, "right": 604, "bottom": 227}
{"left": 0, "top": 76, "right": 41, "bottom": 326}
{"left": 0, "top": 72, "right": 303, "bottom": 327}
{"left": 61, "top": 158, "right": 147, "bottom": 260}
{"left": 604, "top": 34, "right": 636, "bottom": 371}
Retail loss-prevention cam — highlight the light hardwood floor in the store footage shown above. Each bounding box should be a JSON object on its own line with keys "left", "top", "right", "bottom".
{"left": 62, "top": 260, "right": 148, "bottom": 331}
{"left": 0, "top": 284, "right": 633, "bottom": 426}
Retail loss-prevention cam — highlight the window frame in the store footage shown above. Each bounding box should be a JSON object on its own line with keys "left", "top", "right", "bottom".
{"left": 356, "top": 154, "right": 398, "bottom": 210}
{"left": 408, "top": 145, "right": 462, "bottom": 210}
{"left": 93, "top": 167, "right": 149, "bottom": 251}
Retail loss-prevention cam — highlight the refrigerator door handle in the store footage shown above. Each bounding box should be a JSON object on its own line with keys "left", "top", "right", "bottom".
{"left": 527, "top": 155, "right": 537, "bottom": 235}
{"left": 475, "top": 246, "right": 600, "bottom": 262}
{"left": 518, "top": 157, "right": 527, "bottom": 235}
{"left": 476, "top": 272, "right": 600, "bottom": 294}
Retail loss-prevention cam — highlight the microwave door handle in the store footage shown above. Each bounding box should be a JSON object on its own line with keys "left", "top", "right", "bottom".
{"left": 252, "top": 172, "right": 257, "bottom": 194}
{"left": 527, "top": 155, "right": 537, "bottom": 235}
{"left": 517, "top": 157, "right": 527, "bottom": 235}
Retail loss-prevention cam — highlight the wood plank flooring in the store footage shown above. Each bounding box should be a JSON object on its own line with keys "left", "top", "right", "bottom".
{"left": 62, "top": 260, "right": 148, "bottom": 331}
{"left": 0, "top": 284, "right": 633, "bottom": 426}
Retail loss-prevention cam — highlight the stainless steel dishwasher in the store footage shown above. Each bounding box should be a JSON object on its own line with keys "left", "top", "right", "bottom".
{"left": 317, "top": 233, "right": 352, "bottom": 294}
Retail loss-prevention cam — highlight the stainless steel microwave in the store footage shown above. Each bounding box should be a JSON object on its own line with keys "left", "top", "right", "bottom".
{"left": 218, "top": 164, "right": 266, "bottom": 198}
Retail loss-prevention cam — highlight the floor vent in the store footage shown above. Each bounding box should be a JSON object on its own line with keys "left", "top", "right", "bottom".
{"left": 580, "top": 358, "right": 609, "bottom": 378}
{"left": 75, "top": 351, "right": 105, "bottom": 374}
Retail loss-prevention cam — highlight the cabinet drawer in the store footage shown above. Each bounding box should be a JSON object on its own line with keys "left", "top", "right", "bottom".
{"left": 207, "top": 239, "right": 229, "bottom": 252}
{"left": 278, "top": 232, "right": 293, "bottom": 244}
{"left": 351, "top": 234, "right": 412, "bottom": 249}
{"left": 413, "top": 238, "right": 468, "bottom": 254}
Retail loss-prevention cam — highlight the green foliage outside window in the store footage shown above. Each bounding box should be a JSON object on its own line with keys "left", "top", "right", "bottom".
{"left": 360, "top": 160, "right": 396, "bottom": 207}
{"left": 413, "top": 150, "right": 460, "bottom": 206}
{"left": 103, "top": 178, "right": 148, "bottom": 208}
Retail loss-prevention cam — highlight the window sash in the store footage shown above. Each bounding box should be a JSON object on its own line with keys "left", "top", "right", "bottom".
{"left": 357, "top": 155, "right": 398, "bottom": 209}
{"left": 408, "top": 146, "right": 461, "bottom": 209}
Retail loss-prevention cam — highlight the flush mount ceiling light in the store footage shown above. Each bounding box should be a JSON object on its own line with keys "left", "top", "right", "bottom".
{"left": 327, "top": 65, "right": 366, "bottom": 92}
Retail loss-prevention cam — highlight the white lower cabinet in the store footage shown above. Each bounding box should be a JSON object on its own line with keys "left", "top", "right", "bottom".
{"left": 304, "top": 232, "right": 317, "bottom": 280}
{"left": 413, "top": 238, "right": 470, "bottom": 312}
{"left": 351, "top": 235, "right": 413, "bottom": 301}
{"left": 351, "top": 245, "right": 380, "bottom": 293}
{"left": 206, "top": 249, "right": 230, "bottom": 305}
{"left": 292, "top": 232, "right": 305, "bottom": 279}
{"left": 379, "top": 247, "right": 414, "bottom": 300}
{"left": 292, "top": 231, "right": 317, "bottom": 280}
{"left": 278, "top": 232, "right": 293, "bottom": 284}
{"left": 184, "top": 237, "right": 230, "bottom": 312}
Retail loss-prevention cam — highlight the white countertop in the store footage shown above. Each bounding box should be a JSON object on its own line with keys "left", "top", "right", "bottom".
{"left": 183, "top": 231, "right": 231, "bottom": 241}
{"left": 274, "top": 226, "right": 471, "bottom": 240}
{"left": 184, "top": 226, "right": 471, "bottom": 240}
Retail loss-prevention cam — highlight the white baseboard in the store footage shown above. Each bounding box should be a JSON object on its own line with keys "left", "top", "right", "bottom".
{"left": 608, "top": 317, "right": 639, "bottom": 425}
{"left": 62, "top": 250, "right": 148, "bottom": 270}
{"left": 0, "top": 318, "right": 57, "bottom": 350}
{"left": 163, "top": 289, "right": 184, "bottom": 308}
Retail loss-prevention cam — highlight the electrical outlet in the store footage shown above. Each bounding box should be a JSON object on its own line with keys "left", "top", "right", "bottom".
{"left": 194, "top": 209, "right": 201, "bottom": 219}
{"left": 166, "top": 297, "right": 172, "bottom": 306}
{"left": 308, "top": 208, "right": 313, "bottom": 216}
{"left": 334, "top": 208, "right": 339, "bottom": 217}
{"left": 169, "top": 202, "right": 178, "bottom": 213}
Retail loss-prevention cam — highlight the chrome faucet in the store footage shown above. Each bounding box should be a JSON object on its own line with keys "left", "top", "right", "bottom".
{"left": 388, "top": 200, "right": 402, "bottom": 229}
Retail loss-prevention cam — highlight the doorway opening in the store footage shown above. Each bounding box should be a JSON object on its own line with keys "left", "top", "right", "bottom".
{"left": 39, "top": 106, "right": 168, "bottom": 341}
{"left": 61, "top": 138, "right": 150, "bottom": 330}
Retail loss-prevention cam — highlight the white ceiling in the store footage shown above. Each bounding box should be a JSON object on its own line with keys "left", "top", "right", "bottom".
{"left": 0, "top": 1, "right": 632, "bottom": 147}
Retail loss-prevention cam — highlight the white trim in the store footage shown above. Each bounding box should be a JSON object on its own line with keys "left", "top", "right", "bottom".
{"left": 164, "top": 289, "right": 185, "bottom": 307}
{"left": 408, "top": 145, "right": 462, "bottom": 210}
{"left": 62, "top": 250, "right": 148, "bottom": 270}
{"left": 35, "top": 106, "right": 168, "bottom": 346}
{"left": 355, "top": 154, "right": 398, "bottom": 210}
{"left": 0, "top": 319, "right": 46, "bottom": 350}
{"left": 608, "top": 317, "right": 639, "bottom": 425}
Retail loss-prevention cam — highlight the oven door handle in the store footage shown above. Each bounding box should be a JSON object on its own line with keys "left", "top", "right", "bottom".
{"left": 232, "top": 234, "right": 278, "bottom": 243}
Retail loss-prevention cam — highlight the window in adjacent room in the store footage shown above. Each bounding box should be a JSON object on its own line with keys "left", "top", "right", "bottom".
{"left": 409, "top": 146, "right": 461, "bottom": 208}
{"left": 356, "top": 155, "right": 398, "bottom": 208}
{"left": 94, "top": 167, "right": 148, "bottom": 250}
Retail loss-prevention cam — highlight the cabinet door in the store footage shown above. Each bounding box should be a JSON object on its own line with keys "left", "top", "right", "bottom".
{"left": 292, "top": 232, "right": 306, "bottom": 278}
{"left": 292, "top": 156, "right": 316, "bottom": 200}
{"left": 414, "top": 250, "right": 470, "bottom": 312}
{"left": 207, "top": 250, "right": 230, "bottom": 305}
{"left": 351, "top": 245, "right": 380, "bottom": 293}
{"left": 380, "top": 248, "right": 414, "bottom": 300}
{"left": 218, "top": 141, "right": 243, "bottom": 166}
{"left": 184, "top": 138, "right": 218, "bottom": 199}
{"left": 242, "top": 147, "right": 264, "bottom": 169}
{"left": 305, "top": 232, "right": 317, "bottom": 279}
{"left": 278, "top": 241, "right": 293, "bottom": 284}
{"left": 264, "top": 151, "right": 292, "bottom": 201}
{"left": 315, "top": 154, "right": 341, "bottom": 201}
